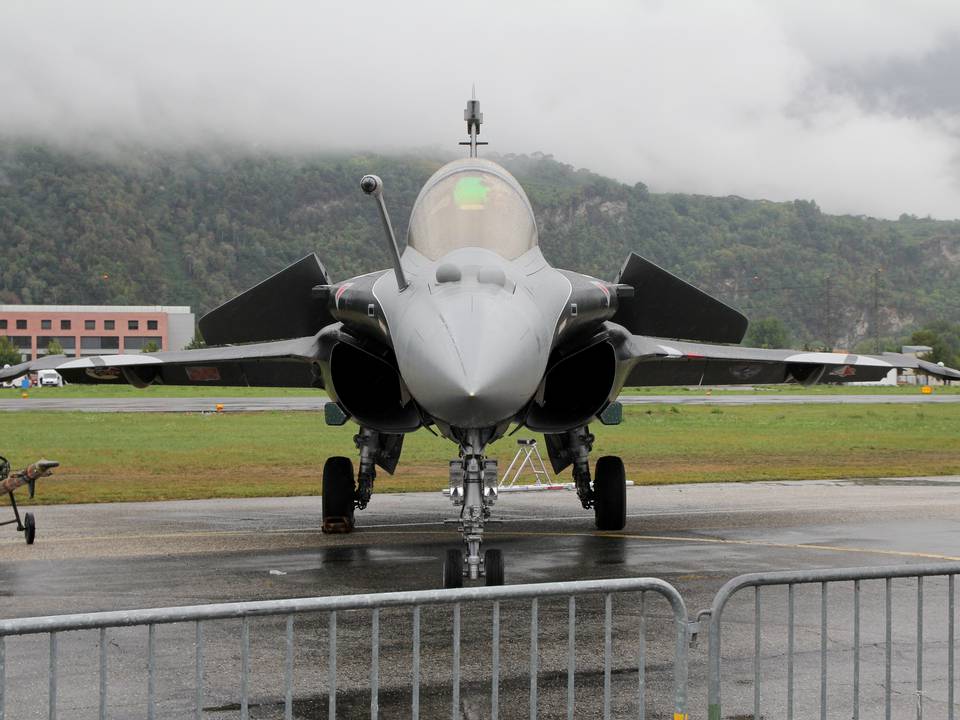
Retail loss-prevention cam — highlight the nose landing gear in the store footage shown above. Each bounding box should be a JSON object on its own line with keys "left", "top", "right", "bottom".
{"left": 443, "top": 438, "right": 504, "bottom": 588}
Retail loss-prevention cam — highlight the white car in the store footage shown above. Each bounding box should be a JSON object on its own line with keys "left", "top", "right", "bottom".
{"left": 37, "top": 369, "right": 63, "bottom": 387}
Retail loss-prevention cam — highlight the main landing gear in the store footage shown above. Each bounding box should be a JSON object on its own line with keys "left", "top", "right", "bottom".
{"left": 443, "top": 432, "right": 504, "bottom": 588}
{"left": 321, "top": 456, "right": 355, "bottom": 534}
{"left": 593, "top": 456, "right": 627, "bottom": 531}
{"left": 564, "top": 426, "right": 627, "bottom": 531}
{"left": 321, "top": 428, "right": 392, "bottom": 534}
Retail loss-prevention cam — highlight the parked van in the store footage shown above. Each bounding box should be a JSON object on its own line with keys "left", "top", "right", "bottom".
{"left": 36, "top": 370, "right": 63, "bottom": 387}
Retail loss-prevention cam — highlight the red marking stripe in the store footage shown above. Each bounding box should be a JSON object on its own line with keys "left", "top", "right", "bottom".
{"left": 186, "top": 366, "right": 221, "bottom": 382}
{"left": 334, "top": 283, "right": 353, "bottom": 306}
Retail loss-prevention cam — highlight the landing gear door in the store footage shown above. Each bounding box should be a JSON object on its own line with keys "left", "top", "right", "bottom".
{"left": 375, "top": 433, "right": 404, "bottom": 475}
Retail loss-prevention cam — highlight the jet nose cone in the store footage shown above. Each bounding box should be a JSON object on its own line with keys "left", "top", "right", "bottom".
{"left": 398, "top": 293, "right": 546, "bottom": 428}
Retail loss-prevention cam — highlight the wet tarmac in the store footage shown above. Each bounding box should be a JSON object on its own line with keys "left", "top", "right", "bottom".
{"left": 0, "top": 392, "right": 957, "bottom": 412}
{"left": 2, "top": 478, "right": 960, "bottom": 718}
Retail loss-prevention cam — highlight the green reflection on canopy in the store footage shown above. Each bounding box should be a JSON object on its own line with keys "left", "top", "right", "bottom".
{"left": 453, "top": 176, "right": 489, "bottom": 209}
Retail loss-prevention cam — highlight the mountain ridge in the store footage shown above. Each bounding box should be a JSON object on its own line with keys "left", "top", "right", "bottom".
{"left": 1, "top": 143, "right": 957, "bottom": 349}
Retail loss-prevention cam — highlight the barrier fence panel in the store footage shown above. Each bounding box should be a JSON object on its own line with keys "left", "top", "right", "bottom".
{"left": 699, "top": 562, "right": 960, "bottom": 720}
{"left": 0, "top": 577, "right": 689, "bottom": 720}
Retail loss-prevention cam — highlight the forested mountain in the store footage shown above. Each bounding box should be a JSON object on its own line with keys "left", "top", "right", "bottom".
{"left": 1, "top": 142, "right": 958, "bottom": 350}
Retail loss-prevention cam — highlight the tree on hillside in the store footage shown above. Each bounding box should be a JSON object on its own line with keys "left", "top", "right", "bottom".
{"left": 853, "top": 337, "right": 901, "bottom": 355}
{"left": 911, "top": 322, "right": 960, "bottom": 367}
{"left": 743, "top": 318, "right": 791, "bottom": 349}
{"left": 184, "top": 329, "right": 206, "bottom": 350}
{"left": 2, "top": 144, "right": 960, "bottom": 347}
{"left": 45, "top": 339, "right": 64, "bottom": 356}
{"left": 0, "top": 336, "right": 21, "bottom": 366}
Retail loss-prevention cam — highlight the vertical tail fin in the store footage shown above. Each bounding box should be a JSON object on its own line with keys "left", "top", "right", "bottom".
{"left": 199, "top": 254, "right": 334, "bottom": 345}
{"left": 611, "top": 253, "right": 748, "bottom": 343}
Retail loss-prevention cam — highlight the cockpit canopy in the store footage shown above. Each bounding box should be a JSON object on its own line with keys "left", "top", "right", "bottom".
{"left": 407, "top": 159, "right": 539, "bottom": 261}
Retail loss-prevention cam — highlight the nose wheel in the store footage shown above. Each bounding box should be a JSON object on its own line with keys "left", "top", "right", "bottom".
{"left": 443, "top": 441, "right": 505, "bottom": 587}
{"left": 483, "top": 548, "right": 504, "bottom": 586}
{"left": 441, "top": 547, "right": 504, "bottom": 588}
{"left": 442, "top": 548, "right": 463, "bottom": 589}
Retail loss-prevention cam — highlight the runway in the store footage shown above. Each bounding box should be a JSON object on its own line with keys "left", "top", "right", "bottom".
{"left": 2, "top": 478, "right": 959, "bottom": 717}
{"left": 0, "top": 392, "right": 957, "bottom": 412}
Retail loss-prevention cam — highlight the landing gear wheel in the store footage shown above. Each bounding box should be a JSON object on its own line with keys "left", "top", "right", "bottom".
{"left": 23, "top": 512, "right": 35, "bottom": 545}
{"left": 593, "top": 456, "right": 626, "bottom": 531}
{"left": 484, "top": 549, "right": 504, "bottom": 586}
{"left": 443, "top": 548, "right": 464, "bottom": 589}
{"left": 322, "top": 456, "right": 356, "bottom": 534}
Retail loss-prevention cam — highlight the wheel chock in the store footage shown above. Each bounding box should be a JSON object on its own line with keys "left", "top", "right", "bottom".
{"left": 322, "top": 516, "right": 354, "bottom": 534}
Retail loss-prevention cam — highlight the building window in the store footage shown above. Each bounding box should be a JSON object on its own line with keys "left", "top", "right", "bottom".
{"left": 128, "top": 320, "right": 139, "bottom": 330}
{"left": 147, "top": 320, "right": 158, "bottom": 331}
{"left": 85, "top": 320, "right": 96, "bottom": 330}
{"left": 124, "top": 336, "right": 162, "bottom": 351}
{"left": 41, "top": 319, "right": 52, "bottom": 330}
{"left": 37, "top": 336, "right": 76, "bottom": 351}
{"left": 16, "top": 320, "right": 26, "bottom": 330}
{"left": 0, "top": 320, "right": 6, "bottom": 329}
{"left": 104, "top": 320, "right": 115, "bottom": 330}
{"left": 61, "top": 319, "right": 71, "bottom": 330}
{"left": 81, "top": 336, "right": 119, "bottom": 351}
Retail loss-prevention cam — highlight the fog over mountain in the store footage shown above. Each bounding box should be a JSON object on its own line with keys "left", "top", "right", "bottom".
{"left": 3, "top": 1, "right": 960, "bottom": 219}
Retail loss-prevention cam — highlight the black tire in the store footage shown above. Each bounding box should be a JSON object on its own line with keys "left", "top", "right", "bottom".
{"left": 443, "top": 548, "right": 463, "bottom": 589}
{"left": 593, "top": 456, "right": 626, "bottom": 531}
{"left": 484, "top": 549, "right": 504, "bottom": 586}
{"left": 24, "top": 512, "right": 36, "bottom": 545}
{"left": 322, "top": 456, "right": 355, "bottom": 533}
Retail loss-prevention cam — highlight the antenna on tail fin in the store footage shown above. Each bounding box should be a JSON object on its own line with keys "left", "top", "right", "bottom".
{"left": 459, "top": 86, "right": 488, "bottom": 158}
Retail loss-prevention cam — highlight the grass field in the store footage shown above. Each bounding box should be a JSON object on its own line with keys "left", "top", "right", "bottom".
{"left": 1, "top": 403, "right": 958, "bottom": 505}
{"left": 2, "top": 382, "right": 957, "bottom": 401}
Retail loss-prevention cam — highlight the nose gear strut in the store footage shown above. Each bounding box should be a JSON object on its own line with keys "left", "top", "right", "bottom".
{"left": 444, "top": 433, "right": 503, "bottom": 587}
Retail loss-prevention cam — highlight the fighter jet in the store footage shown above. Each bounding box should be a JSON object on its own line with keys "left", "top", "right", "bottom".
{"left": 4, "top": 96, "right": 959, "bottom": 587}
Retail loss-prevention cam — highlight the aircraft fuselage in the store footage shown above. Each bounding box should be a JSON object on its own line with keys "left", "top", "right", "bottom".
{"left": 322, "top": 243, "right": 623, "bottom": 443}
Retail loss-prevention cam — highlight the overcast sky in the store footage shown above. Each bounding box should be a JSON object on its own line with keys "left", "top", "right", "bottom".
{"left": 3, "top": 0, "right": 960, "bottom": 219}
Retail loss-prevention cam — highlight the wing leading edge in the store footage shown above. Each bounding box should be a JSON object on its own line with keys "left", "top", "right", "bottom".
{"left": 614, "top": 326, "right": 960, "bottom": 387}
{"left": 0, "top": 334, "right": 324, "bottom": 389}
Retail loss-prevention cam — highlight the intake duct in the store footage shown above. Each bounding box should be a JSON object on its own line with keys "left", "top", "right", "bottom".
{"left": 328, "top": 342, "right": 421, "bottom": 433}
{"left": 524, "top": 341, "right": 617, "bottom": 433}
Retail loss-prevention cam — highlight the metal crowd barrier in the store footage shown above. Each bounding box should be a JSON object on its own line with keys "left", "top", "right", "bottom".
{"left": 699, "top": 562, "right": 960, "bottom": 720}
{"left": 0, "top": 577, "right": 689, "bottom": 720}
{"left": 7, "top": 561, "right": 958, "bottom": 719}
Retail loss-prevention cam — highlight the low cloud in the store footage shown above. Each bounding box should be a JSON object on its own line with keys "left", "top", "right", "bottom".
{"left": 3, "top": 0, "right": 960, "bottom": 218}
